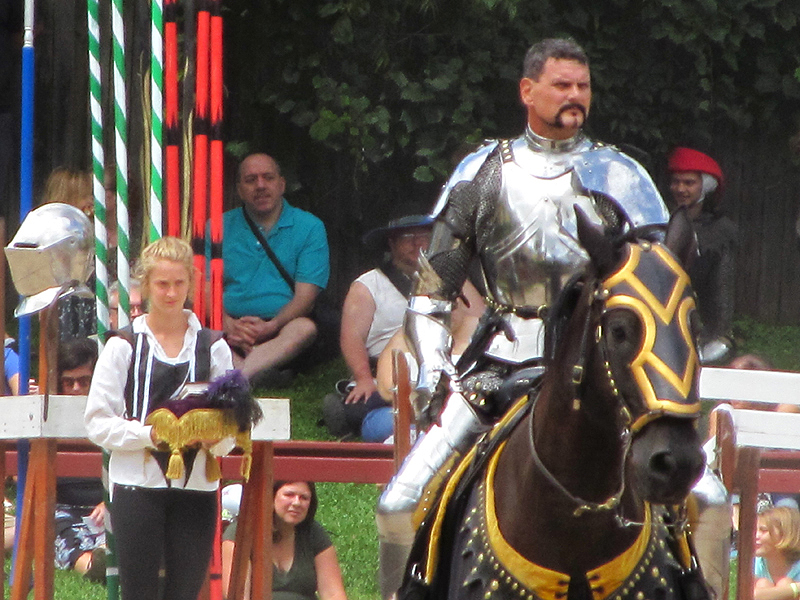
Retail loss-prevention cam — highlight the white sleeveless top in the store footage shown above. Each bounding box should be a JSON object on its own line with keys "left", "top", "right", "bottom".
{"left": 355, "top": 268, "right": 408, "bottom": 358}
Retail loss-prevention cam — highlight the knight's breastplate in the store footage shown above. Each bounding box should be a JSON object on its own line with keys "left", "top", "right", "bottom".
{"left": 480, "top": 136, "right": 605, "bottom": 364}
{"left": 482, "top": 136, "right": 604, "bottom": 309}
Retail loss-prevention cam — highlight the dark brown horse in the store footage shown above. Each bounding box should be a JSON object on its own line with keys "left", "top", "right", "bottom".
{"left": 401, "top": 210, "right": 708, "bottom": 600}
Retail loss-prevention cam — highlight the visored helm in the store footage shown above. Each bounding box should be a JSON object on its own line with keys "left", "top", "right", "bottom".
{"left": 4, "top": 203, "right": 94, "bottom": 317}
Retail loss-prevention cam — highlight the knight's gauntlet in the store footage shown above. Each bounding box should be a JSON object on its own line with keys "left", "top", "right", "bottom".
{"left": 404, "top": 295, "right": 456, "bottom": 423}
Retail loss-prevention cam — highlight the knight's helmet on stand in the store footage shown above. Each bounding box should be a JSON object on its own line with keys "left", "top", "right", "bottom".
{"left": 4, "top": 202, "right": 94, "bottom": 317}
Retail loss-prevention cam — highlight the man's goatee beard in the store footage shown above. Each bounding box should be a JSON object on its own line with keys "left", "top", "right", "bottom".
{"left": 553, "top": 103, "right": 587, "bottom": 128}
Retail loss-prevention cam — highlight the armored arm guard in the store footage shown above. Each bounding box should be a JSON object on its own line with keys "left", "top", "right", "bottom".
{"left": 404, "top": 218, "right": 474, "bottom": 423}
{"left": 404, "top": 145, "right": 502, "bottom": 422}
{"left": 404, "top": 294, "right": 455, "bottom": 422}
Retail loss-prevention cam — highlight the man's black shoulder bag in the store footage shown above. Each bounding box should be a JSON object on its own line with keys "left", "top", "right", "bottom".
{"left": 241, "top": 207, "right": 341, "bottom": 358}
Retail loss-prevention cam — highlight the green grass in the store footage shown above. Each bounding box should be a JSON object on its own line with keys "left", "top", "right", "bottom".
{"left": 52, "top": 569, "right": 108, "bottom": 600}
{"left": 315, "top": 483, "right": 381, "bottom": 600}
{"left": 733, "top": 317, "right": 800, "bottom": 371}
{"left": 2, "top": 558, "right": 107, "bottom": 600}
{"left": 266, "top": 357, "right": 349, "bottom": 441}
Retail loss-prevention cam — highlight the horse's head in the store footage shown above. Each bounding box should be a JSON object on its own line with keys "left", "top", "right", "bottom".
{"left": 575, "top": 207, "right": 705, "bottom": 505}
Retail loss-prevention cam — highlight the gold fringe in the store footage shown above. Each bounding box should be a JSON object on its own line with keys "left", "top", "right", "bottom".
{"left": 167, "top": 451, "right": 185, "bottom": 480}
{"left": 145, "top": 408, "right": 255, "bottom": 482}
{"left": 206, "top": 451, "right": 222, "bottom": 482}
{"left": 241, "top": 454, "right": 252, "bottom": 482}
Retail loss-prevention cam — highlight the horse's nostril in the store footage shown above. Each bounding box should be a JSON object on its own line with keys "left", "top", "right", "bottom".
{"left": 649, "top": 452, "right": 677, "bottom": 476}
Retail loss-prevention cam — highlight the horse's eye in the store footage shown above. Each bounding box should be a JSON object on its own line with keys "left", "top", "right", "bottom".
{"left": 605, "top": 311, "right": 642, "bottom": 353}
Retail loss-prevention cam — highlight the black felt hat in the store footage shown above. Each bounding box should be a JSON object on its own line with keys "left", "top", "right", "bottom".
{"left": 361, "top": 214, "right": 434, "bottom": 247}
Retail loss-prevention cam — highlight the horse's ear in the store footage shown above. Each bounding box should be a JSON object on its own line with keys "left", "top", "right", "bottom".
{"left": 663, "top": 208, "right": 698, "bottom": 270}
{"left": 575, "top": 205, "right": 617, "bottom": 275}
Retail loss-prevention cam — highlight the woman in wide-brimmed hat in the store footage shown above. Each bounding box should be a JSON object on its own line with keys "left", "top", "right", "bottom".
{"left": 327, "top": 214, "right": 434, "bottom": 442}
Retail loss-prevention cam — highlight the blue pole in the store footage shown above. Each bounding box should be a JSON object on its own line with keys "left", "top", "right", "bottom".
{"left": 18, "top": 3, "right": 33, "bottom": 392}
{"left": 13, "top": 0, "right": 35, "bottom": 579}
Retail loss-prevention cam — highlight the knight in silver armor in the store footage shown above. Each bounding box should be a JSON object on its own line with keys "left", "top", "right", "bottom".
{"left": 377, "top": 38, "right": 727, "bottom": 599}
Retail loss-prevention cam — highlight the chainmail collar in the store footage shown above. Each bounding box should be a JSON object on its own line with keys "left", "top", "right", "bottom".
{"left": 524, "top": 125, "right": 587, "bottom": 154}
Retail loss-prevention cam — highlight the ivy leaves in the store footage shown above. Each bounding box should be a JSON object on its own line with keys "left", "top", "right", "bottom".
{"left": 226, "top": 0, "right": 800, "bottom": 185}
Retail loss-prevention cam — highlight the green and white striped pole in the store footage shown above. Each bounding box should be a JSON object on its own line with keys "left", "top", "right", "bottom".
{"left": 111, "top": 0, "right": 131, "bottom": 327}
{"left": 87, "top": 5, "right": 115, "bottom": 587}
{"left": 87, "top": 0, "right": 109, "bottom": 341}
{"left": 149, "top": 0, "right": 164, "bottom": 242}
{"left": 106, "top": 1, "right": 130, "bottom": 596}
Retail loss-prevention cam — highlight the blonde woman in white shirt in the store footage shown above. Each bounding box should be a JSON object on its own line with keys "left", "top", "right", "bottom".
{"left": 85, "top": 237, "right": 233, "bottom": 600}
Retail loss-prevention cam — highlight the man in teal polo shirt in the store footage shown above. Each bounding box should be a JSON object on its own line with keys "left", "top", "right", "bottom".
{"left": 221, "top": 153, "right": 330, "bottom": 383}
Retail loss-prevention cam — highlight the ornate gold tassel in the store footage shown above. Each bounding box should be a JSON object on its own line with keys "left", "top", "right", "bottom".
{"left": 167, "top": 450, "right": 185, "bottom": 480}
{"left": 205, "top": 451, "right": 222, "bottom": 482}
{"left": 241, "top": 454, "right": 252, "bottom": 482}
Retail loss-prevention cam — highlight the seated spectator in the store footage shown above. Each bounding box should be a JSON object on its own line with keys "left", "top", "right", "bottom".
{"left": 58, "top": 337, "right": 97, "bottom": 396}
{"left": 329, "top": 214, "right": 484, "bottom": 441}
{"left": 754, "top": 506, "right": 800, "bottom": 600}
{"left": 667, "top": 148, "right": 737, "bottom": 364}
{"left": 221, "top": 480, "right": 347, "bottom": 600}
{"left": 330, "top": 215, "right": 432, "bottom": 441}
{"left": 4, "top": 336, "right": 19, "bottom": 395}
{"left": 108, "top": 279, "right": 143, "bottom": 330}
{"left": 219, "top": 153, "right": 330, "bottom": 388}
{"left": 4, "top": 338, "right": 21, "bottom": 554}
{"left": 54, "top": 337, "right": 106, "bottom": 583}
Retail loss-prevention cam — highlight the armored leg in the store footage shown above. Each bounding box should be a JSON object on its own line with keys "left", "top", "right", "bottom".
{"left": 376, "top": 392, "right": 489, "bottom": 599}
{"left": 688, "top": 466, "right": 732, "bottom": 600}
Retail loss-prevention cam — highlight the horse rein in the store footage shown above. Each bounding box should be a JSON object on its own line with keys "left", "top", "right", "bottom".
{"left": 528, "top": 394, "right": 632, "bottom": 519}
{"left": 527, "top": 238, "right": 697, "bottom": 523}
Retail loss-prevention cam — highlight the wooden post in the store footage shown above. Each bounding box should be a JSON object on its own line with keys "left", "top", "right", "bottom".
{"left": 392, "top": 350, "right": 412, "bottom": 469}
{"left": 736, "top": 446, "right": 761, "bottom": 600}
{"left": 10, "top": 306, "right": 58, "bottom": 600}
{"left": 30, "top": 439, "right": 57, "bottom": 600}
{"left": 229, "top": 441, "right": 274, "bottom": 600}
{"left": 8, "top": 441, "right": 58, "bottom": 600}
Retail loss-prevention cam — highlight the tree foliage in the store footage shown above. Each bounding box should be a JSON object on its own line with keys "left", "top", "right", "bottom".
{"left": 224, "top": 0, "right": 800, "bottom": 187}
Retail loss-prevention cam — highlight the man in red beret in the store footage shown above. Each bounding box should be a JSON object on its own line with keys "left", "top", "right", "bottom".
{"left": 668, "top": 147, "right": 724, "bottom": 218}
{"left": 667, "top": 147, "right": 738, "bottom": 364}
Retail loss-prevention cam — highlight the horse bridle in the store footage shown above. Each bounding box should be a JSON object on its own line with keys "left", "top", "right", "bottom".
{"left": 529, "top": 238, "right": 701, "bottom": 519}
{"left": 528, "top": 399, "right": 632, "bottom": 518}
{"left": 598, "top": 240, "right": 700, "bottom": 430}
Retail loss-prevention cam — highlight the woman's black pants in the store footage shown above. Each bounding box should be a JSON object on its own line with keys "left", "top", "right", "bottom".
{"left": 111, "top": 485, "right": 217, "bottom": 600}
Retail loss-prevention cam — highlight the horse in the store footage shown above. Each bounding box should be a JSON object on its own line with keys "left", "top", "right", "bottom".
{"left": 399, "top": 209, "right": 709, "bottom": 600}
